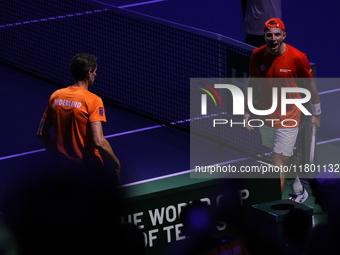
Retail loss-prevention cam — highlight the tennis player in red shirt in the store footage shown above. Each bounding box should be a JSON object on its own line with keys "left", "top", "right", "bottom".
{"left": 37, "top": 53, "right": 121, "bottom": 183}
{"left": 244, "top": 18, "right": 321, "bottom": 203}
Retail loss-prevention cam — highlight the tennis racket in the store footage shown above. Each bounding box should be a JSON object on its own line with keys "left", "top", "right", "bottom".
{"left": 309, "top": 124, "right": 316, "bottom": 164}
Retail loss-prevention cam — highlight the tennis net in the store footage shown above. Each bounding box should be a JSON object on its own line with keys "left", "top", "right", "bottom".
{"left": 0, "top": 0, "right": 313, "bottom": 165}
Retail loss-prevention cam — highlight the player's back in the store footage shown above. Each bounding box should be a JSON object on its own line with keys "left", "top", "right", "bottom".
{"left": 47, "top": 86, "right": 104, "bottom": 164}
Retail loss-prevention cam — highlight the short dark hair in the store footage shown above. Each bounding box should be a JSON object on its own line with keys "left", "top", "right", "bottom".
{"left": 70, "top": 53, "right": 98, "bottom": 81}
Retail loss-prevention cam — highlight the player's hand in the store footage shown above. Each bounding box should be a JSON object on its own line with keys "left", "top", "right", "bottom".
{"left": 114, "top": 164, "right": 121, "bottom": 185}
{"left": 311, "top": 115, "right": 321, "bottom": 132}
{"left": 243, "top": 112, "right": 253, "bottom": 131}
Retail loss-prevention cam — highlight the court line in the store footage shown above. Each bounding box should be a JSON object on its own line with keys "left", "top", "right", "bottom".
{"left": 0, "top": 125, "right": 164, "bottom": 161}
{"left": 1, "top": 125, "right": 339, "bottom": 161}
{"left": 118, "top": 0, "right": 166, "bottom": 8}
{"left": 0, "top": 9, "right": 108, "bottom": 28}
{"left": 104, "top": 124, "right": 164, "bottom": 138}
{"left": 319, "top": 88, "right": 340, "bottom": 95}
{"left": 317, "top": 137, "right": 340, "bottom": 145}
{"left": 0, "top": 149, "right": 46, "bottom": 161}
{"left": 121, "top": 157, "right": 249, "bottom": 187}
{"left": 1, "top": 0, "right": 167, "bottom": 29}
{"left": 92, "top": 0, "right": 166, "bottom": 9}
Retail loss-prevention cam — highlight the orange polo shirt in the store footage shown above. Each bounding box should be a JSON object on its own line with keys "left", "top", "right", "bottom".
{"left": 249, "top": 44, "right": 313, "bottom": 128}
{"left": 43, "top": 86, "right": 106, "bottom": 165}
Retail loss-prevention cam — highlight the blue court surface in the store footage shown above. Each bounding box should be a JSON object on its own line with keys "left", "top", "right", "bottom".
{"left": 1, "top": 1, "right": 340, "bottom": 254}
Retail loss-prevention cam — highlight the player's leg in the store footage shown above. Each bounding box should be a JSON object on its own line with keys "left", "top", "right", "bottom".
{"left": 259, "top": 125, "right": 283, "bottom": 189}
{"left": 272, "top": 153, "right": 300, "bottom": 195}
{"left": 273, "top": 128, "right": 308, "bottom": 203}
{"left": 259, "top": 126, "right": 306, "bottom": 200}
{"left": 245, "top": 34, "right": 266, "bottom": 47}
{"left": 272, "top": 152, "right": 291, "bottom": 194}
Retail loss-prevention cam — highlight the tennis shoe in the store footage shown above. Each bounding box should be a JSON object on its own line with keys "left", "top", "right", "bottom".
{"left": 289, "top": 187, "right": 308, "bottom": 203}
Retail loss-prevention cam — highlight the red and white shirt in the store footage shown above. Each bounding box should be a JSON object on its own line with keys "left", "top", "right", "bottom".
{"left": 249, "top": 43, "right": 313, "bottom": 128}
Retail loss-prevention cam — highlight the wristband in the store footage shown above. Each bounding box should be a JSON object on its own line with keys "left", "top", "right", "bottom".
{"left": 311, "top": 103, "right": 321, "bottom": 115}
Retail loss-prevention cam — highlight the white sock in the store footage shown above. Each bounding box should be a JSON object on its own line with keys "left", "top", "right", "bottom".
{"left": 288, "top": 176, "right": 303, "bottom": 195}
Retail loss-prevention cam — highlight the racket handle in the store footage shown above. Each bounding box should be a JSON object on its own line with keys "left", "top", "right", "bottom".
{"left": 309, "top": 124, "right": 316, "bottom": 164}
{"left": 312, "top": 124, "right": 316, "bottom": 135}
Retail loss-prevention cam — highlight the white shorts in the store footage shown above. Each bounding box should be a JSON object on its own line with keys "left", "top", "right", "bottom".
{"left": 259, "top": 125, "right": 299, "bottom": 157}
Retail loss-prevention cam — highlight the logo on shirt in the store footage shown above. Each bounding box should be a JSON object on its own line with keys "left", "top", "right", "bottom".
{"left": 54, "top": 99, "right": 82, "bottom": 108}
{"left": 280, "top": 69, "right": 292, "bottom": 73}
{"left": 99, "top": 107, "right": 104, "bottom": 117}
{"left": 260, "top": 64, "right": 265, "bottom": 71}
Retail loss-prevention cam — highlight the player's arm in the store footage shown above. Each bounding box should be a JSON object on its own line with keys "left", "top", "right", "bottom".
{"left": 304, "top": 79, "right": 321, "bottom": 131}
{"left": 90, "top": 121, "right": 121, "bottom": 182}
{"left": 244, "top": 75, "right": 260, "bottom": 131}
{"left": 37, "top": 117, "right": 60, "bottom": 157}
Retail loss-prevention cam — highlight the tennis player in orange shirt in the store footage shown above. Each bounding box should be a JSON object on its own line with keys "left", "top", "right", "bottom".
{"left": 37, "top": 53, "right": 121, "bottom": 183}
{"left": 244, "top": 18, "right": 321, "bottom": 203}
